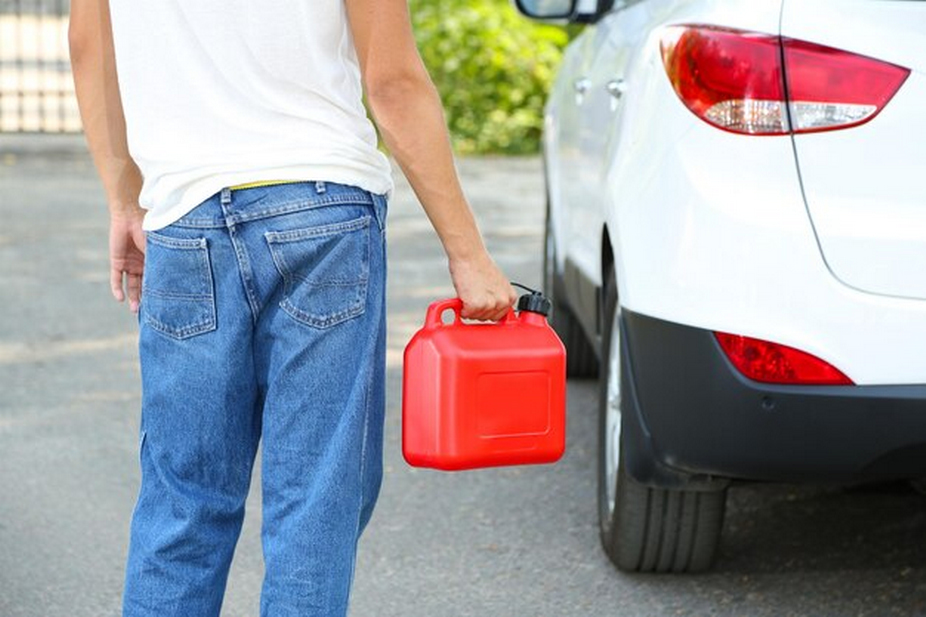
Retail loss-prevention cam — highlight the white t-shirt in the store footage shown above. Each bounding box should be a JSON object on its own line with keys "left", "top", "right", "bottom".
{"left": 108, "top": 0, "right": 394, "bottom": 231}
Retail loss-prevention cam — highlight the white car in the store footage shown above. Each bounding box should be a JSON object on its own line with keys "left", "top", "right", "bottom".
{"left": 515, "top": 0, "right": 926, "bottom": 572}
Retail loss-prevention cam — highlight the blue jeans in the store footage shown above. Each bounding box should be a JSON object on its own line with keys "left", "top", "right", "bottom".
{"left": 123, "top": 181, "right": 388, "bottom": 617}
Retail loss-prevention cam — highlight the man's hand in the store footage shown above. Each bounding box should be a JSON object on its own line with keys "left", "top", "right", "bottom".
{"left": 109, "top": 207, "right": 146, "bottom": 313}
{"left": 71, "top": 0, "right": 146, "bottom": 311}
{"left": 449, "top": 251, "right": 517, "bottom": 322}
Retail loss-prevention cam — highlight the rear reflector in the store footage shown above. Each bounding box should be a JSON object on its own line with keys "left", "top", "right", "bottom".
{"left": 715, "top": 332, "right": 853, "bottom": 385}
{"left": 660, "top": 26, "right": 910, "bottom": 135}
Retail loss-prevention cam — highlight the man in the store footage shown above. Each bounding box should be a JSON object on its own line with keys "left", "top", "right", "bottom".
{"left": 69, "top": 0, "right": 516, "bottom": 615}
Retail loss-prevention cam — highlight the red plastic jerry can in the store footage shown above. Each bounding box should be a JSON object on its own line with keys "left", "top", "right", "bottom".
{"left": 402, "top": 292, "right": 567, "bottom": 471}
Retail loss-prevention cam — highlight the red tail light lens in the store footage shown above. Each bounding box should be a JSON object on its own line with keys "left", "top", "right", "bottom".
{"left": 715, "top": 332, "right": 853, "bottom": 385}
{"left": 784, "top": 39, "right": 910, "bottom": 133}
{"left": 661, "top": 26, "right": 788, "bottom": 134}
{"left": 660, "top": 25, "right": 910, "bottom": 135}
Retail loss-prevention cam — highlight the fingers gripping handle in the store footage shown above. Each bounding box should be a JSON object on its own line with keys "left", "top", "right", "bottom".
{"left": 424, "top": 298, "right": 517, "bottom": 328}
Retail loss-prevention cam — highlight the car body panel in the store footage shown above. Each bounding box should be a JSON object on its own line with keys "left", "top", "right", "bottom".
{"left": 547, "top": 0, "right": 787, "bottom": 338}
{"left": 544, "top": 0, "right": 926, "bottom": 386}
{"left": 783, "top": 0, "right": 926, "bottom": 300}
{"left": 781, "top": 0, "right": 926, "bottom": 74}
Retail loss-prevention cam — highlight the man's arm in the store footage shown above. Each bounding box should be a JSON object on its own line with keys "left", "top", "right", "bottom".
{"left": 69, "top": 0, "right": 145, "bottom": 312}
{"left": 345, "top": 0, "right": 517, "bottom": 322}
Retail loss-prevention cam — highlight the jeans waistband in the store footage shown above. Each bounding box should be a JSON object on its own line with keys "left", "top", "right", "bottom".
{"left": 170, "top": 180, "right": 386, "bottom": 230}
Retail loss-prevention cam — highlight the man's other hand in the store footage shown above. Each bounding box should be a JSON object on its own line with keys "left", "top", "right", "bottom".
{"left": 109, "top": 207, "right": 146, "bottom": 313}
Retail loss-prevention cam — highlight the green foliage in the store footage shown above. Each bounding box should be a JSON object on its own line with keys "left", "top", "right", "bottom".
{"left": 410, "top": 0, "right": 569, "bottom": 155}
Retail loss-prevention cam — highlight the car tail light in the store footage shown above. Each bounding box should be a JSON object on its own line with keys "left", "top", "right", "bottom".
{"left": 660, "top": 27, "right": 787, "bottom": 134}
{"left": 714, "top": 332, "right": 854, "bottom": 385}
{"left": 660, "top": 26, "right": 910, "bottom": 135}
{"left": 784, "top": 39, "right": 910, "bottom": 133}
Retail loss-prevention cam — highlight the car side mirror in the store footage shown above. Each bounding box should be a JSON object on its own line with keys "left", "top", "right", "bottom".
{"left": 514, "top": 0, "right": 577, "bottom": 20}
{"left": 514, "top": 0, "right": 613, "bottom": 23}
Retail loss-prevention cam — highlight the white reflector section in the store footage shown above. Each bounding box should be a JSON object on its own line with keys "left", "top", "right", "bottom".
{"left": 704, "top": 99, "right": 789, "bottom": 134}
{"left": 789, "top": 102, "right": 877, "bottom": 132}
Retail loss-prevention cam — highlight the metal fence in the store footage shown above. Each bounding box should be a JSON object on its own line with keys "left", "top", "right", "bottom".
{"left": 0, "top": 0, "right": 80, "bottom": 132}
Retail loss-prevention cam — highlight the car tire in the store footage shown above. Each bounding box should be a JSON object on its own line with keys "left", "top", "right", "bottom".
{"left": 597, "top": 264, "right": 726, "bottom": 573}
{"left": 543, "top": 207, "right": 598, "bottom": 378}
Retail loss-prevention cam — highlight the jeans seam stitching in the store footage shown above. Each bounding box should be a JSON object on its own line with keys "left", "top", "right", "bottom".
{"left": 143, "top": 313, "right": 216, "bottom": 339}
{"left": 264, "top": 215, "right": 371, "bottom": 243}
{"left": 225, "top": 226, "right": 261, "bottom": 323}
{"left": 142, "top": 290, "right": 213, "bottom": 300}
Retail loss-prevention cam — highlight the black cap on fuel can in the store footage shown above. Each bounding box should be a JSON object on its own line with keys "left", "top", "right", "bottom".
{"left": 513, "top": 283, "right": 552, "bottom": 317}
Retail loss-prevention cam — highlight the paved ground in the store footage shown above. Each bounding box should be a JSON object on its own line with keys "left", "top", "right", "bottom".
{"left": 1, "top": 135, "right": 925, "bottom": 617}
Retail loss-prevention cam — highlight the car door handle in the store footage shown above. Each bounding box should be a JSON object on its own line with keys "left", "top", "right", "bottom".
{"left": 606, "top": 79, "right": 627, "bottom": 100}
{"left": 606, "top": 79, "right": 627, "bottom": 111}
{"left": 574, "top": 77, "right": 591, "bottom": 104}
{"left": 574, "top": 77, "right": 592, "bottom": 93}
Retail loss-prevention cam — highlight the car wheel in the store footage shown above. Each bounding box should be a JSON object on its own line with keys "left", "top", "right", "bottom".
{"left": 597, "top": 264, "right": 726, "bottom": 573}
{"left": 543, "top": 207, "right": 598, "bottom": 378}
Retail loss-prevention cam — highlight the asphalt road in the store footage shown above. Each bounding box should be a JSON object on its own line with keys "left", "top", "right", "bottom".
{"left": 1, "top": 135, "right": 925, "bottom": 617}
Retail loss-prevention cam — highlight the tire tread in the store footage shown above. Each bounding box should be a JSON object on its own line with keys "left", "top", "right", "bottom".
{"left": 609, "top": 478, "right": 725, "bottom": 573}
{"left": 597, "top": 262, "right": 726, "bottom": 574}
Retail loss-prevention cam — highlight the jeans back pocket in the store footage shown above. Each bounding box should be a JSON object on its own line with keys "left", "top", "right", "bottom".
{"left": 265, "top": 215, "right": 371, "bottom": 329}
{"left": 142, "top": 232, "right": 217, "bottom": 340}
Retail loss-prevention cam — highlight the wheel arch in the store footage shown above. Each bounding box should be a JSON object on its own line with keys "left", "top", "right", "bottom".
{"left": 600, "top": 224, "right": 615, "bottom": 336}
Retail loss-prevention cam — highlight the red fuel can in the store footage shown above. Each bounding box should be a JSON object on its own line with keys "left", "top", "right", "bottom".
{"left": 402, "top": 292, "right": 567, "bottom": 471}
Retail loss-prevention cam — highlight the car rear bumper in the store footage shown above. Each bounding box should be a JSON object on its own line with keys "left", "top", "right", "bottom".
{"left": 620, "top": 309, "right": 926, "bottom": 488}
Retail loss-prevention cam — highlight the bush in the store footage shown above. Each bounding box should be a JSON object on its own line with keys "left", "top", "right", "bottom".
{"left": 410, "top": 0, "right": 569, "bottom": 155}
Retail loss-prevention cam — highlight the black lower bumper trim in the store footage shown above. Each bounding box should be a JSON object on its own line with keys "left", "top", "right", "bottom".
{"left": 620, "top": 310, "right": 926, "bottom": 486}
